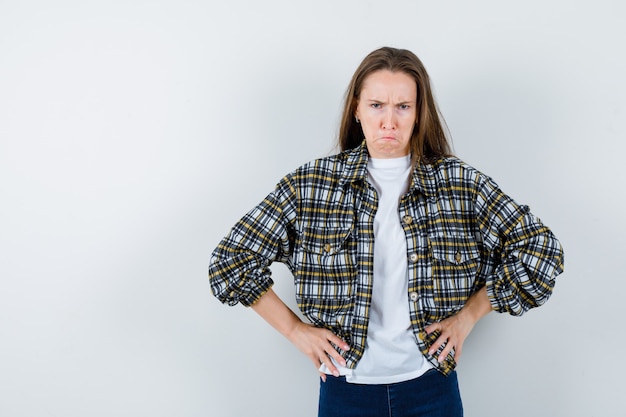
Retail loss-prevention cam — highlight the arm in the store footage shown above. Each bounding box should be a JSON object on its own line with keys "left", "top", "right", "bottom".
{"left": 251, "top": 289, "right": 350, "bottom": 381}
{"left": 425, "top": 171, "right": 564, "bottom": 363}
{"left": 209, "top": 175, "right": 349, "bottom": 378}
{"left": 209, "top": 176, "right": 296, "bottom": 307}
{"left": 476, "top": 176, "right": 565, "bottom": 316}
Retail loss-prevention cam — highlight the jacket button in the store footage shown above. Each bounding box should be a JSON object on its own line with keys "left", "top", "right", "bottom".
{"left": 409, "top": 292, "right": 418, "bottom": 302}
{"left": 402, "top": 215, "right": 413, "bottom": 225}
{"left": 409, "top": 253, "right": 418, "bottom": 263}
{"left": 454, "top": 250, "right": 462, "bottom": 264}
{"left": 324, "top": 243, "right": 332, "bottom": 253}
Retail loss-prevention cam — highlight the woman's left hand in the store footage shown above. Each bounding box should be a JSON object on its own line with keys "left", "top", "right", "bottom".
{"left": 424, "top": 287, "right": 493, "bottom": 363}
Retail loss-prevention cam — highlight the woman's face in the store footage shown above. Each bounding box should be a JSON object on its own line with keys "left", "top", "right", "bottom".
{"left": 355, "top": 70, "right": 417, "bottom": 159}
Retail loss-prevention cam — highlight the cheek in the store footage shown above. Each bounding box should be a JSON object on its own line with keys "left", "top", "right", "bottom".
{"left": 403, "top": 116, "right": 417, "bottom": 133}
{"left": 361, "top": 118, "right": 377, "bottom": 135}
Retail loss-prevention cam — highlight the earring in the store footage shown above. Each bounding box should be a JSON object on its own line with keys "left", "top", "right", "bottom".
{"left": 355, "top": 116, "right": 360, "bottom": 123}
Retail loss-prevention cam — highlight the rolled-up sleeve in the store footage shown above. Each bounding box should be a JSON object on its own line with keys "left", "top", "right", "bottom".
{"left": 209, "top": 175, "right": 297, "bottom": 307}
{"left": 475, "top": 175, "right": 565, "bottom": 316}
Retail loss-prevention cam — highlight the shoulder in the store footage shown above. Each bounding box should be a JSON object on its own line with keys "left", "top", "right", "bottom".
{"left": 430, "top": 156, "right": 483, "bottom": 180}
{"left": 270, "top": 148, "right": 358, "bottom": 214}
{"left": 431, "top": 156, "right": 480, "bottom": 176}
{"left": 298, "top": 150, "right": 348, "bottom": 173}
{"left": 427, "top": 156, "right": 499, "bottom": 193}
{"left": 283, "top": 147, "right": 358, "bottom": 186}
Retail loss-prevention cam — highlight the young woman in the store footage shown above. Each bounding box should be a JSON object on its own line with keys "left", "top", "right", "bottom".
{"left": 209, "top": 47, "right": 564, "bottom": 417}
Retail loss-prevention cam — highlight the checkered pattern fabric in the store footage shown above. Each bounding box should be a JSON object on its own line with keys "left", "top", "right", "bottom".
{"left": 209, "top": 142, "right": 564, "bottom": 375}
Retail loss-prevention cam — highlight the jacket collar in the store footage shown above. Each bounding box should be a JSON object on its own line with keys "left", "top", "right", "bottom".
{"left": 338, "top": 140, "right": 437, "bottom": 197}
{"left": 411, "top": 159, "right": 437, "bottom": 197}
{"left": 338, "top": 141, "right": 369, "bottom": 187}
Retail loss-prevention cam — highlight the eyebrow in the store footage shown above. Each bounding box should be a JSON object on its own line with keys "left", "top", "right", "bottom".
{"left": 365, "top": 99, "right": 415, "bottom": 105}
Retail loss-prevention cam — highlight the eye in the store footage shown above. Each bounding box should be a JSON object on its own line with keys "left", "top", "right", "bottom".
{"left": 399, "top": 104, "right": 411, "bottom": 110}
{"left": 370, "top": 103, "right": 382, "bottom": 109}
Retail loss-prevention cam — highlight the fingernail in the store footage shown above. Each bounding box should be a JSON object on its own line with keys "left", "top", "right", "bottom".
{"left": 333, "top": 370, "right": 339, "bottom": 377}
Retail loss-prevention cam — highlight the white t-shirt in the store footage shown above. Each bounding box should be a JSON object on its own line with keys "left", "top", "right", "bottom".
{"left": 321, "top": 154, "right": 433, "bottom": 384}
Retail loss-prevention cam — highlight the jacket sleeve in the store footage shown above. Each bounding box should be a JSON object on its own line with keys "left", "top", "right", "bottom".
{"left": 208, "top": 175, "right": 298, "bottom": 307}
{"left": 475, "top": 174, "right": 565, "bottom": 316}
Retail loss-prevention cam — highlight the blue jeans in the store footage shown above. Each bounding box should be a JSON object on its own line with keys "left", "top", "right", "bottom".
{"left": 318, "top": 369, "right": 463, "bottom": 417}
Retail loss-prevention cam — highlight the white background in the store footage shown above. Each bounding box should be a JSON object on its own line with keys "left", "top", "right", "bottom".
{"left": 1, "top": 1, "right": 624, "bottom": 416}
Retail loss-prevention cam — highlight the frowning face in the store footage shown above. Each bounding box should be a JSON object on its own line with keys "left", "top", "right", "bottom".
{"left": 355, "top": 70, "right": 417, "bottom": 159}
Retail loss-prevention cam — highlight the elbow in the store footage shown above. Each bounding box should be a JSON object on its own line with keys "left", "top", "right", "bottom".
{"left": 208, "top": 257, "right": 275, "bottom": 308}
{"left": 487, "top": 258, "right": 559, "bottom": 317}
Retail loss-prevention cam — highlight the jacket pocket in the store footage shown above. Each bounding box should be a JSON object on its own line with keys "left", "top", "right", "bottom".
{"left": 300, "top": 225, "right": 353, "bottom": 255}
{"left": 295, "top": 225, "right": 356, "bottom": 300}
{"left": 430, "top": 234, "right": 481, "bottom": 313}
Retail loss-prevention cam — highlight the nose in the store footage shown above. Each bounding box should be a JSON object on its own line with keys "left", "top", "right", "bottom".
{"left": 382, "top": 108, "right": 396, "bottom": 130}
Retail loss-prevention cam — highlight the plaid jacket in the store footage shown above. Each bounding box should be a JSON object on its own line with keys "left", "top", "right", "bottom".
{"left": 209, "top": 142, "right": 564, "bottom": 375}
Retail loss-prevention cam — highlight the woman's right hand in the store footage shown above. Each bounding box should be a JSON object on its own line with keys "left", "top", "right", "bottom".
{"left": 286, "top": 321, "right": 350, "bottom": 381}
{"left": 251, "top": 289, "right": 349, "bottom": 381}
